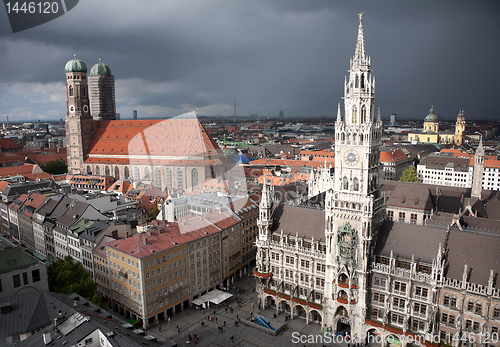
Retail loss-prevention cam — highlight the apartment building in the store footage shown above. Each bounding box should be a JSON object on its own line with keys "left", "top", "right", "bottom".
{"left": 106, "top": 232, "right": 190, "bottom": 329}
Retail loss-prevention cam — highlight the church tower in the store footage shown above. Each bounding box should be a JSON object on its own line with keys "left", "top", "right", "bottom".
{"left": 89, "top": 59, "right": 117, "bottom": 121}
{"left": 471, "top": 137, "right": 484, "bottom": 199}
{"left": 455, "top": 109, "right": 466, "bottom": 146}
{"left": 65, "top": 55, "right": 95, "bottom": 174}
{"left": 324, "top": 12, "right": 386, "bottom": 333}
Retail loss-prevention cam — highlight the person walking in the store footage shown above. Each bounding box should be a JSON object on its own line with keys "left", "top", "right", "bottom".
{"left": 158, "top": 326, "right": 161, "bottom": 332}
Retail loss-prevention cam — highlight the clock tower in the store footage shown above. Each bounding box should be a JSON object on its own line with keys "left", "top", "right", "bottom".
{"left": 65, "top": 55, "right": 95, "bottom": 174}
{"left": 323, "top": 12, "right": 386, "bottom": 333}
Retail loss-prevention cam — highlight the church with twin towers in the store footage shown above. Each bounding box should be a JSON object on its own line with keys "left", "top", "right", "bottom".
{"left": 64, "top": 57, "right": 227, "bottom": 192}
{"left": 254, "top": 12, "right": 500, "bottom": 344}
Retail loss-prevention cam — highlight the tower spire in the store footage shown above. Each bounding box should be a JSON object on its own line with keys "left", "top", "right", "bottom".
{"left": 377, "top": 105, "right": 381, "bottom": 123}
{"left": 337, "top": 102, "right": 342, "bottom": 121}
{"left": 353, "top": 12, "right": 366, "bottom": 64}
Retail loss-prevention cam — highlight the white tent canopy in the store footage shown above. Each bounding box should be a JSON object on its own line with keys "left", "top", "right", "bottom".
{"left": 191, "top": 289, "right": 233, "bottom": 306}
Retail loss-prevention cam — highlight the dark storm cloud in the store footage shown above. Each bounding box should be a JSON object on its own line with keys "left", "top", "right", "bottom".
{"left": 0, "top": 0, "right": 499, "bottom": 121}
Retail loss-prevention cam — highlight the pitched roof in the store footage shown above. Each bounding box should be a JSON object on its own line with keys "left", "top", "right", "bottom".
{"left": 0, "top": 138, "right": 22, "bottom": 150}
{"left": 86, "top": 115, "right": 223, "bottom": 163}
{"left": 386, "top": 182, "right": 434, "bottom": 211}
{"left": 0, "top": 236, "right": 42, "bottom": 274}
{"left": 380, "top": 149, "right": 408, "bottom": 162}
{"left": 374, "top": 220, "right": 447, "bottom": 264}
{"left": 270, "top": 204, "right": 325, "bottom": 240}
{"left": 108, "top": 210, "right": 239, "bottom": 258}
{"left": 446, "top": 229, "right": 500, "bottom": 288}
{"left": 0, "top": 291, "right": 71, "bottom": 338}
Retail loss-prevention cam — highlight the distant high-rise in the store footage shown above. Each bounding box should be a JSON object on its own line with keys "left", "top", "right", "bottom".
{"left": 234, "top": 98, "right": 237, "bottom": 117}
{"left": 279, "top": 110, "right": 284, "bottom": 119}
{"left": 88, "top": 59, "right": 116, "bottom": 121}
{"left": 133, "top": 110, "right": 137, "bottom": 119}
{"left": 390, "top": 113, "right": 396, "bottom": 125}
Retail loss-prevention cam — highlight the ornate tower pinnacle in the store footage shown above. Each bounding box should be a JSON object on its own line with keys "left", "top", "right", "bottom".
{"left": 337, "top": 102, "right": 342, "bottom": 121}
{"left": 471, "top": 137, "right": 485, "bottom": 199}
{"left": 354, "top": 12, "right": 367, "bottom": 65}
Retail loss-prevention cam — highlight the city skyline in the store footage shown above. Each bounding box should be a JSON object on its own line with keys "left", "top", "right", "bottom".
{"left": 0, "top": 0, "right": 499, "bottom": 121}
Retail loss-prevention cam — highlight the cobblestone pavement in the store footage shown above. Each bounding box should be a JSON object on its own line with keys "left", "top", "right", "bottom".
{"left": 110, "top": 273, "right": 368, "bottom": 347}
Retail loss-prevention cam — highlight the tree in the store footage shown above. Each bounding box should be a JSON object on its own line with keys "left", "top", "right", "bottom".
{"left": 399, "top": 166, "right": 420, "bottom": 183}
{"left": 146, "top": 205, "right": 160, "bottom": 222}
{"left": 47, "top": 256, "right": 100, "bottom": 304}
{"left": 42, "top": 159, "right": 68, "bottom": 175}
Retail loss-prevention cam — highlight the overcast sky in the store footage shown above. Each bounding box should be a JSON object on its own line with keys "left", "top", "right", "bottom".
{"left": 0, "top": 0, "right": 499, "bottom": 122}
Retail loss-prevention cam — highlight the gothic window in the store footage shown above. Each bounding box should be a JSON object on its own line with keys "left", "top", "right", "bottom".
{"left": 154, "top": 168, "right": 161, "bottom": 188}
{"left": 191, "top": 168, "right": 199, "bottom": 189}
{"left": 353, "top": 134, "right": 357, "bottom": 142}
{"left": 355, "top": 74, "right": 359, "bottom": 88}
{"left": 96, "top": 166, "right": 100, "bottom": 175}
{"left": 144, "top": 167, "right": 150, "bottom": 180}
{"left": 343, "top": 177, "right": 349, "bottom": 190}
{"left": 86, "top": 166, "right": 91, "bottom": 174}
{"left": 133, "top": 167, "right": 140, "bottom": 180}
{"left": 341, "top": 133, "right": 345, "bottom": 141}
{"left": 114, "top": 166, "right": 120, "bottom": 180}
{"left": 353, "top": 177, "right": 359, "bottom": 191}
{"left": 337, "top": 223, "right": 357, "bottom": 260}
{"left": 352, "top": 106, "right": 357, "bottom": 124}
{"left": 361, "top": 105, "right": 367, "bottom": 123}
{"left": 361, "top": 73, "right": 365, "bottom": 89}
{"left": 82, "top": 87, "right": 86, "bottom": 97}
{"left": 359, "top": 134, "right": 363, "bottom": 143}
{"left": 124, "top": 167, "right": 129, "bottom": 178}
{"left": 165, "top": 168, "right": 172, "bottom": 188}
{"left": 177, "top": 169, "right": 183, "bottom": 189}
{"left": 69, "top": 86, "right": 73, "bottom": 96}
{"left": 105, "top": 166, "right": 110, "bottom": 176}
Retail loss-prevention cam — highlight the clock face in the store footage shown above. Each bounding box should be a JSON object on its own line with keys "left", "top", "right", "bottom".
{"left": 69, "top": 105, "right": 75, "bottom": 113}
{"left": 345, "top": 150, "right": 359, "bottom": 165}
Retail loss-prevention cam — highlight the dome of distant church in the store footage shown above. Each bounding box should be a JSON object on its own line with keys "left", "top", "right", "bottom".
{"left": 424, "top": 106, "right": 438, "bottom": 122}
{"left": 90, "top": 59, "right": 112, "bottom": 76}
{"left": 65, "top": 55, "right": 87, "bottom": 73}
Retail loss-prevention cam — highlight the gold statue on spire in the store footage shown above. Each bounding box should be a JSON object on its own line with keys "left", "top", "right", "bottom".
{"left": 359, "top": 12, "right": 364, "bottom": 22}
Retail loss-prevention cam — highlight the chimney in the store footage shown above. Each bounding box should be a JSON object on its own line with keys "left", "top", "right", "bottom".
{"left": 43, "top": 332, "right": 52, "bottom": 345}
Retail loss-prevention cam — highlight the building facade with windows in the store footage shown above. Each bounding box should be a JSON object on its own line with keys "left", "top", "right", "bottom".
{"left": 0, "top": 235, "right": 48, "bottom": 298}
{"left": 255, "top": 13, "right": 500, "bottom": 346}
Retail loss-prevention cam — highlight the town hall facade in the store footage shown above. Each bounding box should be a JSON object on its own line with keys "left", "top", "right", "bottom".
{"left": 254, "top": 13, "right": 500, "bottom": 346}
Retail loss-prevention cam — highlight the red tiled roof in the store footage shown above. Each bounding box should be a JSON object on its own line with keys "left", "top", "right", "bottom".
{"left": 0, "top": 181, "right": 10, "bottom": 193}
{"left": 0, "top": 163, "right": 38, "bottom": 178}
{"left": 9, "top": 194, "right": 28, "bottom": 211}
{"left": 87, "top": 119, "right": 223, "bottom": 159}
{"left": 108, "top": 209, "right": 239, "bottom": 258}
{"left": 380, "top": 149, "right": 408, "bottom": 162}
{"left": 0, "top": 138, "right": 21, "bottom": 150}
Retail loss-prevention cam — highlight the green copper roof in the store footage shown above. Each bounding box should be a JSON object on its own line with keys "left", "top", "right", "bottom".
{"left": 65, "top": 55, "right": 87, "bottom": 73}
{"left": 90, "top": 59, "right": 112, "bottom": 76}
{"left": 424, "top": 105, "right": 438, "bottom": 122}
